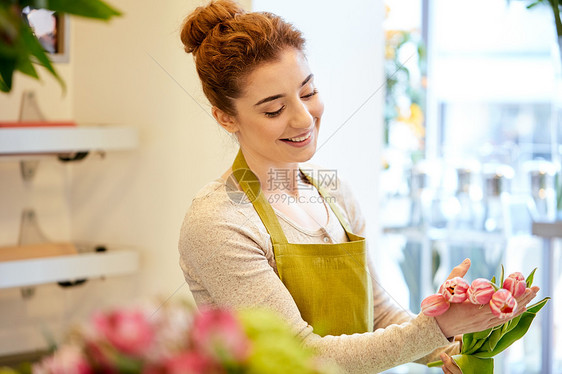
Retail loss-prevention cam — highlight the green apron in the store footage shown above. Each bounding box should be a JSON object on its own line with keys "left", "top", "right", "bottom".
{"left": 232, "top": 149, "right": 374, "bottom": 336}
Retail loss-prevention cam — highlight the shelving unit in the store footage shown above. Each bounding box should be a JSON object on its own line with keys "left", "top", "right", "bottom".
{"left": 0, "top": 124, "right": 141, "bottom": 290}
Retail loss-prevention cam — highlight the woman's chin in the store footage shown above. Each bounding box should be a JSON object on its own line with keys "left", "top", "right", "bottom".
{"left": 297, "top": 145, "right": 317, "bottom": 163}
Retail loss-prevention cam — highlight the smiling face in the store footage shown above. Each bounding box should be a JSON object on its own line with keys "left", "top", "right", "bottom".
{"left": 214, "top": 48, "right": 324, "bottom": 172}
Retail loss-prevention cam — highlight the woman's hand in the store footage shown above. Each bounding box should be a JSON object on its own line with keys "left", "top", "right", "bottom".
{"left": 440, "top": 353, "right": 462, "bottom": 374}
{"left": 433, "top": 259, "right": 540, "bottom": 338}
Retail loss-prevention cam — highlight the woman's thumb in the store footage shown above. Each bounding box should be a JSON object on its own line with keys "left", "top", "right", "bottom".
{"left": 447, "top": 258, "right": 471, "bottom": 279}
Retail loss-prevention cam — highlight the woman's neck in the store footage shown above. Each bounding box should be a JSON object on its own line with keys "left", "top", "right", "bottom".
{"left": 240, "top": 149, "right": 302, "bottom": 197}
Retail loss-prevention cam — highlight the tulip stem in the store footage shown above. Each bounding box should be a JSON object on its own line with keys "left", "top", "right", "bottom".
{"left": 427, "top": 360, "right": 443, "bottom": 367}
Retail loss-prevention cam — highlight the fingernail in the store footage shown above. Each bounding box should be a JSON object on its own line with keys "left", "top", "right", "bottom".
{"left": 463, "top": 258, "right": 470, "bottom": 264}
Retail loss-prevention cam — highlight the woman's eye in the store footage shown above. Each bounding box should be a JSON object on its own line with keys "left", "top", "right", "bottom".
{"left": 301, "top": 88, "right": 318, "bottom": 99}
{"left": 265, "top": 105, "right": 285, "bottom": 118}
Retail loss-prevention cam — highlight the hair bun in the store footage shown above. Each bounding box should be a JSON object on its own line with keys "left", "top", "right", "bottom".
{"left": 181, "top": 0, "right": 245, "bottom": 54}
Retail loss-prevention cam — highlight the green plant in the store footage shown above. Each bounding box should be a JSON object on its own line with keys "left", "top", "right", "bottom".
{"left": 0, "top": 0, "right": 121, "bottom": 93}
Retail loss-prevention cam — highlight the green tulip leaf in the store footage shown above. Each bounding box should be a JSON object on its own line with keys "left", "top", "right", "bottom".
{"left": 526, "top": 297, "right": 550, "bottom": 314}
{"left": 504, "top": 315, "right": 522, "bottom": 335}
{"left": 499, "top": 264, "right": 505, "bottom": 287}
{"left": 474, "top": 297, "right": 549, "bottom": 358}
{"left": 462, "top": 327, "right": 493, "bottom": 355}
{"left": 526, "top": 268, "right": 537, "bottom": 288}
{"left": 427, "top": 359, "right": 444, "bottom": 367}
{"left": 462, "top": 333, "right": 475, "bottom": 352}
{"left": 471, "top": 327, "right": 493, "bottom": 340}
{"left": 485, "top": 326, "right": 503, "bottom": 352}
{"left": 429, "top": 355, "right": 494, "bottom": 374}
{"left": 453, "top": 354, "right": 494, "bottom": 374}
{"left": 500, "top": 320, "right": 510, "bottom": 336}
{"left": 463, "top": 336, "right": 488, "bottom": 355}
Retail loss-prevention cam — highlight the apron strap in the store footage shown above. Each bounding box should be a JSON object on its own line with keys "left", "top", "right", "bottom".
{"left": 232, "top": 149, "right": 289, "bottom": 244}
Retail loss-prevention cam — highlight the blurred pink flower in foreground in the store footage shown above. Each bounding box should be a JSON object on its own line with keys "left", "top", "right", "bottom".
{"left": 490, "top": 289, "right": 518, "bottom": 319}
{"left": 93, "top": 309, "right": 154, "bottom": 357}
{"left": 439, "top": 277, "right": 470, "bottom": 303}
{"left": 163, "top": 351, "right": 217, "bottom": 374}
{"left": 467, "top": 278, "right": 495, "bottom": 305}
{"left": 28, "top": 304, "right": 333, "bottom": 374}
{"left": 503, "top": 272, "right": 527, "bottom": 298}
{"left": 190, "top": 308, "right": 250, "bottom": 363}
{"left": 33, "top": 345, "right": 92, "bottom": 374}
{"left": 421, "top": 294, "right": 451, "bottom": 317}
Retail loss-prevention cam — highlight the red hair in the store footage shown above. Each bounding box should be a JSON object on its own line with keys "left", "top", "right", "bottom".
{"left": 180, "top": 0, "right": 305, "bottom": 115}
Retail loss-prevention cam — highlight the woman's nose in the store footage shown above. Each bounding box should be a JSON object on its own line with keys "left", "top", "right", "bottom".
{"left": 289, "top": 100, "right": 313, "bottom": 128}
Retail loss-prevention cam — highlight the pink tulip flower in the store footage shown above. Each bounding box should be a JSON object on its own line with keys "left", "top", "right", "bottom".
{"left": 93, "top": 309, "right": 154, "bottom": 357}
{"left": 439, "top": 277, "right": 470, "bottom": 303}
{"left": 421, "top": 294, "right": 451, "bottom": 316}
{"left": 467, "top": 278, "right": 495, "bottom": 305}
{"left": 190, "top": 308, "right": 250, "bottom": 362}
{"left": 163, "top": 351, "right": 217, "bottom": 374}
{"left": 490, "top": 289, "right": 518, "bottom": 319}
{"left": 503, "top": 272, "right": 527, "bottom": 298}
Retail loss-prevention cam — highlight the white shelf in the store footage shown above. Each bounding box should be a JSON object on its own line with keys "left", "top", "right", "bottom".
{"left": 0, "top": 126, "right": 138, "bottom": 155}
{"left": 0, "top": 249, "right": 140, "bottom": 289}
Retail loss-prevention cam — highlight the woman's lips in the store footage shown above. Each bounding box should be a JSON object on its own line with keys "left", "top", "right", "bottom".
{"left": 280, "top": 130, "right": 313, "bottom": 147}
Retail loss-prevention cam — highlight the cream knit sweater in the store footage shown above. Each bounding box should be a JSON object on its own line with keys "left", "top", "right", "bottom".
{"left": 178, "top": 167, "right": 458, "bottom": 373}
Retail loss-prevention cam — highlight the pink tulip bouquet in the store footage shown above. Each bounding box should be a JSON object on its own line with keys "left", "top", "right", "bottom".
{"left": 0, "top": 302, "right": 337, "bottom": 374}
{"left": 422, "top": 266, "right": 549, "bottom": 374}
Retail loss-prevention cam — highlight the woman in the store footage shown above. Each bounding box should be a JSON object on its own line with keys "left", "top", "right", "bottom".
{"left": 177, "top": 1, "right": 539, "bottom": 373}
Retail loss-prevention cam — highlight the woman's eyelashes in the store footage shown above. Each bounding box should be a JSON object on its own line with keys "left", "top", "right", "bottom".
{"left": 301, "top": 88, "right": 318, "bottom": 99}
{"left": 265, "top": 106, "right": 285, "bottom": 118}
{"left": 263, "top": 89, "right": 318, "bottom": 118}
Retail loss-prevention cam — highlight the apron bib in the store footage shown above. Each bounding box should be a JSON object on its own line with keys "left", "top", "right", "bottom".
{"left": 232, "top": 149, "right": 373, "bottom": 336}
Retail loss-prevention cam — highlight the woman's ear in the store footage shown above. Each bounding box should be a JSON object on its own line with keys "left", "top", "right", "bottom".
{"left": 212, "top": 107, "right": 238, "bottom": 133}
